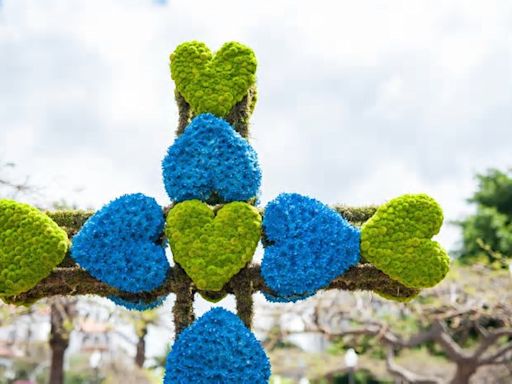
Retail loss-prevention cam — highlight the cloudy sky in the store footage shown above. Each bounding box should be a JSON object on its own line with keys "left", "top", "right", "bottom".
{"left": 1, "top": 0, "right": 512, "bottom": 253}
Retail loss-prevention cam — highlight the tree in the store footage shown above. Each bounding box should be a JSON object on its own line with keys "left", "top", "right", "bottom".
{"left": 1, "top": 162, "right": 79, "bottom": 384}
{"left": 0, "top": 161, "right": 36, "bottom": 200}
{"left": 49, "top": 297, "right": 77, "bottom": 384}
{"left": 457, "top": 169, "right": 512, "bottom": 266}
{"left": 119, "top": 308, "right": 163, "bottom": 368}
{"left": 259, "top": 264, "right": 512, "bottom": 383}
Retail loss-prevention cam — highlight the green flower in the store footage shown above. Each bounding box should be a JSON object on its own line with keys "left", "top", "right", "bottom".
{"left": 361, "top": 194, "right": 450, "bottom": 289}
{"left": 165, "top": 200, "right": 261, "bottom": 293}
{"left": 170, "top": 41, "right": 257, "bottom": 117}
{"left": 0, "top": 199, "right": 69, "bottom": 296}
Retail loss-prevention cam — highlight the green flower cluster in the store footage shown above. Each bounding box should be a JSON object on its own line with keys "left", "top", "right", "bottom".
{"left": 0, "top": 199, "right": 69, "bottom": 296}
{"left": 361, "top": 194, "right": 450, "bottom": 289}
{"left": 170, "top": 41, "right": 257, "bottom": 118}
{"left": 165, "top": 200, "right": 261, "bottom": 291}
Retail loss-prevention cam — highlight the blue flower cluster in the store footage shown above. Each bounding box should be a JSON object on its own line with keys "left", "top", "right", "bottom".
{"left": 261, "top": 193, "right": 361, "bottom": 302}
{"left": 108, "top": 295, "right": 167, "bottom": 311}
{"left": 162, "top": 113, "right": 261, "bottom": 203}
{"left": 164, "top": 308, "right": 270, "bottom": 383}
{"left": 71, "top": 193, "right": 169, "bottom": 293}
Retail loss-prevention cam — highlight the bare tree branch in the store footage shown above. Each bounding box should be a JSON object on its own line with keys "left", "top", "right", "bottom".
{"left": 433, "top": 320, "right": 471, "bottom": 362}
{"left": 479, "top": 341, "right": 512, "bottom": 365}
{"left": 386, "top": 347, "right": 441, "bottom": 384}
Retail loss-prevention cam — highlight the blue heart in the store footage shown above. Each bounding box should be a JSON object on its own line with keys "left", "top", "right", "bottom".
{"left": 71, "top": 193, "right": 169, "bottom": 293}
{"left": 162, "top": 113, "right": 261, "bottom": 203}
{"left": 164, "top": 308, "right": 270, "bottom": 384}
{"left": 262, "top": 193, "right": 361, "bottom": 302}
{"left": 108, "top": 295, "right": 167, "bottom": 311}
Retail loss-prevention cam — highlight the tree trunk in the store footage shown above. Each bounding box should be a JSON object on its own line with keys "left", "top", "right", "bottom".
{"left": 135, "top": 327, "right": 148, "bottom": 368}
{"left": 49, "top": 298, "right": 76, "bottom": 384}
{"left": 450, "top": 362, "right": 477, "bottom": 384}
{"left": 49, "top": 344, "right": 66, "bottom": 384}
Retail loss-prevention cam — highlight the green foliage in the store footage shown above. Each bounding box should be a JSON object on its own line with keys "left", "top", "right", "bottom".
{"left": 325, "top": 369, "right": 387, "bottom": 384}
{"left": 0, "top": 199, "right": 69, "bottom": 296}
{"left": 165, "top": 200, "right": 261, "bottom": 293}
{"left": 457, "top": 169, "right": 512, "bottom": 265}
{"left": 270, "top": 377, "right": 294, "bottom": 384}
{"left": 459, "top": 207, "right": 512, "bottom": 264}
{"left": 360, "top": 194, "right": 450, "bottom": 289}
{"left": 170, "top": 41, "right": 257, "bottom": 118}
{"left": 471, "top": 169, "right": 512, "bottom": 215}
{"left": 328, "top": 336, "right": 386, "bottom": 360}
{"left": 64, "top": 371, "right": 102, "bottom": 384}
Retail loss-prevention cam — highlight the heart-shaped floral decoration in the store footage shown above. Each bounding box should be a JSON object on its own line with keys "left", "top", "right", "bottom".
{"left": 0, "top": 199, "right": 69, "bottom": 296}
{"left": 165, "top": 200, "right": 261, "bottom": 293}
{"left": 71, "top": 193, "right": 170, "bottom": 293}
{"left": 162, "top": 113, "right": 261, "bottom": 204}
{"left": 360, "top": 193, "right": 450, "bottom": 289}
{"left": 170, "top": 41, "right": 257, "bottom": 117}
{"left": 108, "top": 295, "right": 167, "bottom": 311}
{"left": 261, "top": 193, "right": 360, "bottom": 302}
{"left": 164, "top": 308, "right": 270, "bottom": 383}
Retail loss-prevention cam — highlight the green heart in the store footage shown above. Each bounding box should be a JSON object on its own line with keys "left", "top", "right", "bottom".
{"left": 0, "top": 199, "right": 69, "bottom": 296}
{"left": 170, "top": 41, "right": 257, "bottom": 118}
{"left": 165, "top": 200, "right": 261, "bottom": 292}
{"left": 360, "top": 194, "right": 450, "bottom": 289}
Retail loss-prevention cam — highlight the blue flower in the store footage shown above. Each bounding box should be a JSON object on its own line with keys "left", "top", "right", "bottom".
{"left": 164, "top": 308, "right": 271, "bottom": 383}
{"left": 162, "top": 113, "right": 261, "bottom": 203}
{"left": 108, "top": 295, "right": 167, "bottom": 311}
{"left": 262, "top": 193, "right": 361, "bottom": 302}
{"left": 71, "top": 193, "right": 169, "bottom": 293}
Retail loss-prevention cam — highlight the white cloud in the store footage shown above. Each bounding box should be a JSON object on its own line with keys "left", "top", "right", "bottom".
{"left": 0, "top": 0, "right": 511, "bottom": 250}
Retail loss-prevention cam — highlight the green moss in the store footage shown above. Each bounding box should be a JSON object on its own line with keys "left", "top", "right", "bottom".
{"left": 332, "top": 205, "right": 379, "bottom": 227}
{"left": 170, "top": 41, "right": 257, "bottom": 118}
{"left": 1, "top": 294, "right": 39, "bottom": 306}
{"left": 374, "top": 288, "right": 420, "bottom": 303}
{"left": 0, "top": 200, "right": 69, "bottom": 296}
{"left": 46, "top": 210, "right": 93, "bottom": 238}
{"left": 165, "top": 200, "right": 261, "bottom": 294}
{"left": 360, "top": 194, "right": 450, "bottom": 289}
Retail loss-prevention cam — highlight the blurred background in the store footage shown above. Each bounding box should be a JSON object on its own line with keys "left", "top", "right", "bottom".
{"left": 1, "top": 0, "right": 512, "bottom": 383}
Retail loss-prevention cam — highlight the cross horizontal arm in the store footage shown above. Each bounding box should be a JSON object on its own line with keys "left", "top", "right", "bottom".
{"left": 2, "top": 205, "right": 417, "bottom": 308}
{"left": 3, "top": 262, "right": 418, "bottom": 306}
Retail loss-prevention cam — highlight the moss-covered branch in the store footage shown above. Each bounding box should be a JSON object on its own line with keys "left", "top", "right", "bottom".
{"left": 174, "top": 87, "right": 257, "bottom": 139}
{"left": 44, "top": 204, "right": 377, "bottom": 235}
{"left": 4, "top": 204, "right": 412, "bottom": 304}
{"left": 3, "top": 263, "right": 418, "bottom": 307}
{"left": 1, "top": 204, "right": 418, "bottom": 331}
